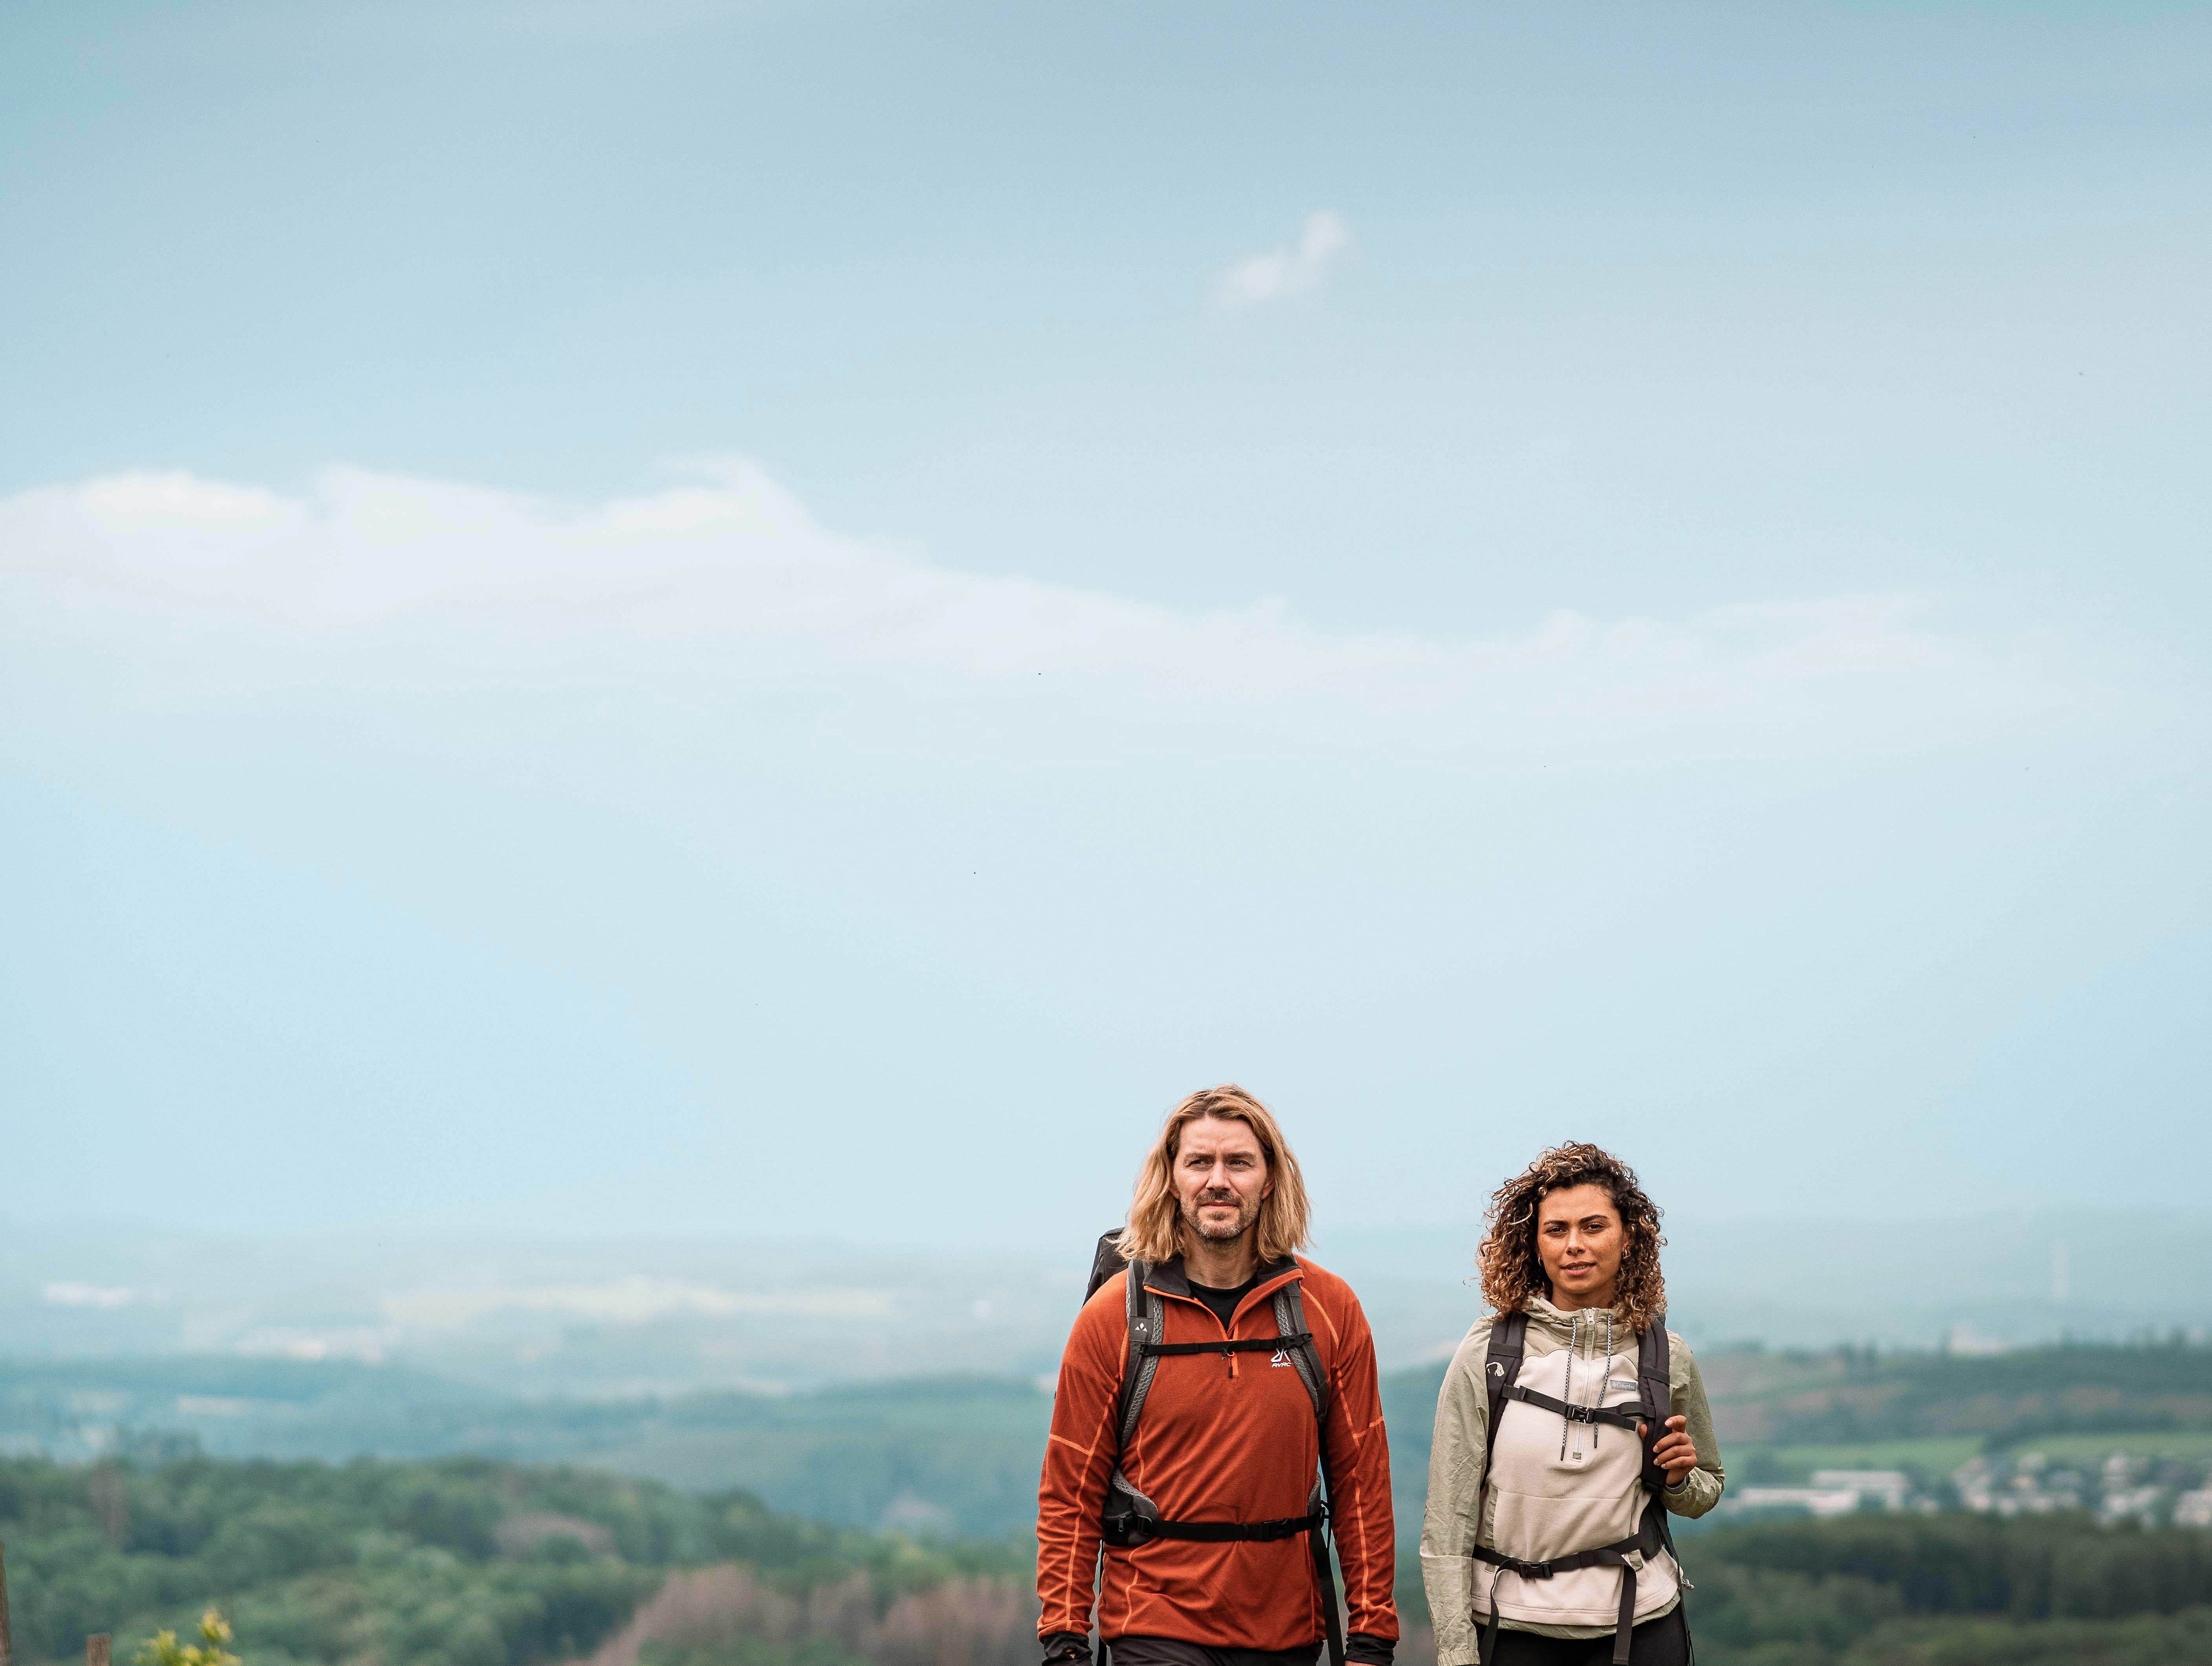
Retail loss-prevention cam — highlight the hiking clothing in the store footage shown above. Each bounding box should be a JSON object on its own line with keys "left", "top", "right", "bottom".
{"left": 1093, "top": 1637, "right": 1318, "bottom": 1665}
{"left": 1041, "top": 1633, "right": 1394, "bottom": 1665}
{"left": 1419, "top": 1300, "right": 1723, "bottom": 1666}
{"left": 1188, "top": 1275, "right": 1261, "bottom": 1330}
{"left": 1482, "top": 1607, "right": 1690, "bottom": 1666}
{"left": 1037, "top": 1255, "right": 1399, "bottom": 1657}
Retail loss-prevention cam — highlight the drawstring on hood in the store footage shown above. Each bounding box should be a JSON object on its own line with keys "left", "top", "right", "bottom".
{"left": 1557, "top": 1308, "right": 1616, "bottom": 1459}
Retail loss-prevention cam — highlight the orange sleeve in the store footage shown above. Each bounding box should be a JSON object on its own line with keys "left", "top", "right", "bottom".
{"left": 1313, "top": 1279, "right": 1400, "bottom": 1642}
{"left": 1035, "top": 1276, "right": 1128, "bottom": 1640}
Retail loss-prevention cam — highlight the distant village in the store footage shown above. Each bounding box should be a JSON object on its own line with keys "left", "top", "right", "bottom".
{"left": 1731, "top": 1447, "right": 2212, "bottom": 1528}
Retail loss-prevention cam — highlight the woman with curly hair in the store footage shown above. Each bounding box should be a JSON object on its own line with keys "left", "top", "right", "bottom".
{"left": 1418, "top": 1143, "right": 1724, "bottom": 1666}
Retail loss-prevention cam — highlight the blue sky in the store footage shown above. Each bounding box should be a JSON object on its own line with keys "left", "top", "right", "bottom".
{"left": 2, "top": 1, "right": 2206, "bottom": 1251}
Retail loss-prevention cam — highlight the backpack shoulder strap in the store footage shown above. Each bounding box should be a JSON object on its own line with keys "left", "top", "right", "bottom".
{"left": 1483, "top": 1309, "right": 1529, "bottom": 1431}
{"left": 1115, "top": 1259, "right": 1164, "bottom": 1450}
{"left": 1636, "top": 1315, "right": 1675, "bottom": 1496}
{"left": 1637, "top": 1314, "right": 1672, "bottom": 1419}
{"left": 1271, "top": 1276, "right": 1330, "bottom": 1426}
{"left": 1477, "top": 1309, "right": 1529, "bottom": 1502}
{"left": 1274, "top": 1268, "right": 1345, "bottom": 1666}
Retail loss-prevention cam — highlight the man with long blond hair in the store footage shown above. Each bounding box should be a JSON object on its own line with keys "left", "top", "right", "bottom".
{"left": 1036, "top": 1085, "right": 1398, "bottom": 1666}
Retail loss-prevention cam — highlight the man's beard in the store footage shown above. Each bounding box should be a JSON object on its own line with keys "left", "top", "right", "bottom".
{"left": 1181, "top": 1189, "right": 1262, "bottom": 1245}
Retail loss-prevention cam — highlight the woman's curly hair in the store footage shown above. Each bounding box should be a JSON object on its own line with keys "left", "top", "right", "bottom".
{"left": 1476, "top": 1141, "right": 1667, "bottom": 1335}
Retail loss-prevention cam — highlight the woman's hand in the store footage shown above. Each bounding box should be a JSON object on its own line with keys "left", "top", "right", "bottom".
{"left": 1639, "top": 1414, "right": 1698, "bottom": 1486}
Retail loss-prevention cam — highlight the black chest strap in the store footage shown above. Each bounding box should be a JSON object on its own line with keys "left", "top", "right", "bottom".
{"left": 1497, "top": 1381, "right": 1646, "bottom": 1430}
{"left": 1140, "top": 1331, "right": 1314, "bottom": 1359}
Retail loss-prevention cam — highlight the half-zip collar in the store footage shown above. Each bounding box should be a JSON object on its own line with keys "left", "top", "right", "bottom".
{"left": 1141, "top": 1255, "right": 1305, "bottom": 1378}
{"left": 1526, "top": 1294, "right": 1628, "bottom": 1343}
{"left": 1143, "top": 1254, "right": 1302, "bottom": 1326}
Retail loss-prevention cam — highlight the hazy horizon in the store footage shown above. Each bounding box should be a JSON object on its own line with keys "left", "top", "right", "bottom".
{"left": 9, "top": 1207, "right": 2205, "bottom": 1394}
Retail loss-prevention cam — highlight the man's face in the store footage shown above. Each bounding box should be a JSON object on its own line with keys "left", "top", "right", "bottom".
{"left": 1173, "top": 1115, "right": 1274, "bottom": 1247}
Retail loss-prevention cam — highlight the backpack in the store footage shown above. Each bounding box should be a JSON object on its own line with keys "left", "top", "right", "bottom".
{"left": 1080, "top": 1231, "right": 1346, "bottom": 1666}
{"left": 1469, "top": 1310, "right": 1688, "bottom": 1666}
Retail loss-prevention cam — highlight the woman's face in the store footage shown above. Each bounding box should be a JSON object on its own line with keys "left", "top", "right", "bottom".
{"left": 1534, "top": 1182, "right": 1625, "bottom": 1310}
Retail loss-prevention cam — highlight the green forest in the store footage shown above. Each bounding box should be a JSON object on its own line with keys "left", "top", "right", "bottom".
{"left": 0, "top": 1453, "right": 1028, "bottom": 1666}
{"left": 9, "top": 1341, "right": 2212, "bottom": 1664}
{"left": 7, "top": 1450, "right": 2212, "bottom": 1666}
{"left": 1672, "top": 1514, "right": 2212, "bottom": 1666}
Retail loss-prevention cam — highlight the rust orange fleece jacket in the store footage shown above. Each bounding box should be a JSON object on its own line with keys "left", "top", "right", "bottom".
{"left": 1035, "top": 1255, "right": 1398, "bottom": 1651}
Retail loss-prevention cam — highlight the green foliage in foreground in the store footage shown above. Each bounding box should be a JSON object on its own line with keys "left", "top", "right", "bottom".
{"left": 138, "top": 1610, "right": 240, "bottom": 1666}
{"left": 0, "top": 1453, "right": 1026, "bottom": 1666}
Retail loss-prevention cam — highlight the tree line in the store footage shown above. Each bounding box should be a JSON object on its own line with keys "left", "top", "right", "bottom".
{"left": 0, "top": 1452, "right": 1024, "bottom": 1666}
{"left": 1392, "top": 1513, "right": 2212, "bottom": 1666}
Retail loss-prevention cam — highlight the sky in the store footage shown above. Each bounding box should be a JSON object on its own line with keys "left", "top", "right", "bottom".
{"left": 2, "top": 0, "right": 2207, "bottom": 1257}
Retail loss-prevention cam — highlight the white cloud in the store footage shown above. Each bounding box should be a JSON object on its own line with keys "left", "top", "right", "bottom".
{"left": 1216, "top": 210, "right": 1353, "bottom": 309}
{"left": 43, "top": 1282, "right": 138, "bottom": 1309}
{"left": 0, "top": 458, "right": 2116, "bottom": 775}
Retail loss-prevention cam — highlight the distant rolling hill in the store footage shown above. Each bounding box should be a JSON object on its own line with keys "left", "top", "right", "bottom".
{"left": 1, "top": 1357, "right": 1053, "bottom": 1538}
{"left": 11, "top": 1338, "right": 2212, "bottom": 1540}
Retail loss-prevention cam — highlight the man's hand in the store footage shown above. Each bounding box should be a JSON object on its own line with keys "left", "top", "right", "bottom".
{"left": 1638, "top": 1414, "right": 1698, "bottom": 1486}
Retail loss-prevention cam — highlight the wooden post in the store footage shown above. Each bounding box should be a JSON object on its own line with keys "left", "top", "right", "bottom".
{"left": 0, "top": 1539, "right": 13, "bottom": 1666}
{"left": 88, "top": 1637, "right": 112, "bottom": 1666}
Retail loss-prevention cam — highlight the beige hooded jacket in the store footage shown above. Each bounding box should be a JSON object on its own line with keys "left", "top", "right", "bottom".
{"left": 1418, "top": 1298, "right": 1724, "bottom": 1665}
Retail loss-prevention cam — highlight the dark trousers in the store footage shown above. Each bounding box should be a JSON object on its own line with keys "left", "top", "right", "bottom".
{"left": 1104, "top": 1640, "right": 1320, "bottom": 1666}
{"left": 1486, "top": 1606, "right": 1690, "bottom": 1666}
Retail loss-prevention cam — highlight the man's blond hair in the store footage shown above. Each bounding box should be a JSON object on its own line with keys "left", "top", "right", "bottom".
{"left": 1115, "top": 1084, "right": 1313, "bottom": 1265}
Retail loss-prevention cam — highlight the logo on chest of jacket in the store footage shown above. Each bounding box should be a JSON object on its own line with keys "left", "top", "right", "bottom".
{"left": 1268, "top": 1349, "right": 1293, "bottom": 1367}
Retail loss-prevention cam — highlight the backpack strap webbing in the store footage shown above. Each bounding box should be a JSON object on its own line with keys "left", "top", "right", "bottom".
{"left": 1079, "top": 1221, "right": 1143, "bottom": 1641}
{"left": 1494, "top": 1383, "right": 1644, "bottom": 1430}
{"left": 1115, "top": 1259, "right": 1161, "bottom": 1450}
{"left": 1636, "top": 1317, "right": 1675, "bottom": 1496}
{"left": 1477, "top": 1309, "right": 1529, "bottom": 1506}
{"left": 1141, "top": 1334, "right": 1314, "bottom": 1359}
{"left": 1273, "top": 1280, "right": 1344, "bottom": 1666}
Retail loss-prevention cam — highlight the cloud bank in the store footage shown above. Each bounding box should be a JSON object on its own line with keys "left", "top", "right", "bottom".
{"left": 0, "top": 459, "right": 2186, "bottom": 1246}
{"left": 0, "top": 459, "right": 2109, "bottom": 775}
